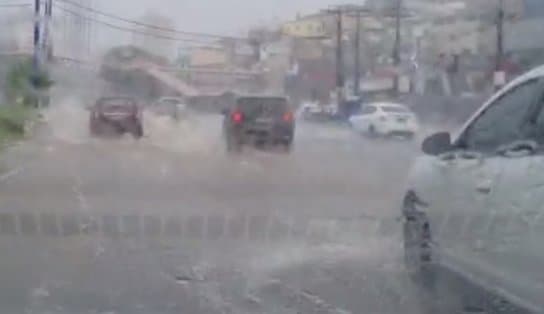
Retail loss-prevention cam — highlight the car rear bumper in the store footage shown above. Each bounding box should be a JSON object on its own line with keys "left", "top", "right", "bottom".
{"left": 90, "top": 117, "right": 142, "bottom": 136}
{"left": 245, "top": 130, "right": 293, "bottom": 143}
{"left": 232, "top": 127, "right": 294, "bottom": 144}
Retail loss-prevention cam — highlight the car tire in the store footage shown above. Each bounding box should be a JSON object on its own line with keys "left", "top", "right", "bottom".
{"left": 403, "top": 198, "right": 434, "bottom": 287}
{"left": 226, "top": 136, "right": 242, "bottom": 154}
{"left": 403, "top": 207, "right": 492, "bottom": 314}
{"left": 131, "top": 124, "right": 144, "bottom": 139}
{"left": 90, "top": 121, "right": 104, "bottom": 137}
{"left": 367, "top": 125, "right": 378, "bottom": 138}
{"left": 282, "top": 141, "right": 293, "bottom": 153}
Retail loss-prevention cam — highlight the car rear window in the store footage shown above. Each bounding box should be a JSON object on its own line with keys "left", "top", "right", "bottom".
{"left": 99, "top": 98, "right": 135, "bottom": 106}
{"left": 98, "top": 98, "right": 136, "bottom": 112}
{"left": 381, "top": 105, "right": 409, "bottom": 113}
{"left": 236, "top": 97, "right": 288, "bottom": 118}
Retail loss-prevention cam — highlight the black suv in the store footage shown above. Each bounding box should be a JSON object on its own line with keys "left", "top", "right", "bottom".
{"left": 222, "top": 96, "right": 295, "bottom": 152}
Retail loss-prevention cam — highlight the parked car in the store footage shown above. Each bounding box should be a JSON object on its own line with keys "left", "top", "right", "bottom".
{"left": 222, "top": 95, "right": 295, "bottom": 152}
{"left": 402, "top": 65, "right": 544, "bottom": 313}
{"left": 349, "top": 102, "right": 418, "bottom": 138}
{"left": 148, "top": 97, "right": 187, "bottom": 121}
{"left": 89, "top": 96, "right": 143, "bottom": 138}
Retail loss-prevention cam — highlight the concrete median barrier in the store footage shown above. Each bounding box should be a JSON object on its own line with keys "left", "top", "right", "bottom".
{"left": 0, "top": 211, "right": 397, "bottom": 243}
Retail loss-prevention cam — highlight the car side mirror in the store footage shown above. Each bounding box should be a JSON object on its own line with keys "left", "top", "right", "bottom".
{"left": 422, "top": 132, "right": 452, "bottom": 155}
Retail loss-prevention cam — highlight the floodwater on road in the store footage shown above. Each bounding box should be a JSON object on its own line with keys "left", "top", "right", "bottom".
{"left": 0, "top": 102, "right": 463, "bottom": 314}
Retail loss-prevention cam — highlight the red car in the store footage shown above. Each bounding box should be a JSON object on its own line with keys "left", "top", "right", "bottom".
{"left": 89, "top": 97, "right": 143, "bottom": 138}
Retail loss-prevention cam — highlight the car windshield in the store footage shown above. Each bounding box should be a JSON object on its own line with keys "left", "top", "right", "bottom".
{"left": 236, "top": 97, "right": 288, "bottom": 118}
{"left": 1, "top": 1, "right": 541, "bottom": 313}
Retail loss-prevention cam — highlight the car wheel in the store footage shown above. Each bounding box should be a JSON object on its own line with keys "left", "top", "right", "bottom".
{"left": 90, "top": 122, "right": 104, "bottom": 137}
{"left": 131, "top": 124, "right": 144, "bottom": 139}
{"left": 403, "top": 198, "right": 434, "bottom": 287}
{"left": 282, "top": 141, "right": 293, "bottom": 153}
{"left": 226, "top": 135, "right": 242, "bottom": 153}
{"left": 367, "top": 125, "right": 378, "bottom": 138}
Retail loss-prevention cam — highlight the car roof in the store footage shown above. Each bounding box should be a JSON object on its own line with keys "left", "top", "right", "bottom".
{"left": 96, "top": 96, "right": 136, "bottom": 104}
{"left": 236, "top": 95, "right": 287, "bottom": 100}
{"left": 366, "top": 102, "right": 408, "bottom": 109}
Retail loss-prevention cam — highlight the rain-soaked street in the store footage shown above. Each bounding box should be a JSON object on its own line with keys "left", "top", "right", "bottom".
{"left": 8, "top": 0, "right": 544, "bottom": 311}
{"left": 0, "top": 105, "right": 447, "bottom": 314}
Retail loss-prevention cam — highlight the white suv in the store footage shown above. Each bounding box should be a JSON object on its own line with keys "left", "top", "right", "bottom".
{"left": 403, "top": 65, "right": 544, "bottom": 313}
{"left": 349, "top": 102, "right": 418, "bottom": 138}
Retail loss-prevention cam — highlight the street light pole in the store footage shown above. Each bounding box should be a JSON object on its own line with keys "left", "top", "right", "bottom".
{"left": 44, "top": 0, "right": 52, "bottom": 61}
{"left": 392, "top": 0, "right": 402, "bottom": 96}
{"left": 496, "top": 0, "right": 504, "bottom": 71}
{"left": 335, "top": 9, "right": 344, "bottom": 105}
{"left": 33, "top": 0, "right": 41, "bottom": 70}
{"left": 354, "top": 11, "right": 361, "bottom": 97}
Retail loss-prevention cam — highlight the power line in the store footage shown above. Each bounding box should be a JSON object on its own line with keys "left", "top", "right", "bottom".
{"left": 55, "top": 5, "right": 223, "bottom": 48}
{"left": 53, "top": 0, "right": 243, "bottom": 41}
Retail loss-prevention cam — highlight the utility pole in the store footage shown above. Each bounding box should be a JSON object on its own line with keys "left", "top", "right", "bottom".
{"left": 354, "top": 11, "right": 361, "bottom": 97}
{"left": 493, "top": 0, "right": 506, "bottom": 90}
{"left": 323, "top": 7, "right": 345, "bottom": 113}
{"left": 32, "top": 0, "right": 42, "bottom": 107}
{"left": 44, "top": 0, "right": 52, "bottom": 61}
{"left": 320, "top": 7, "right": 347, "bottom": 114}
{"left": 87, "top": 0, "right": 93, "bottom": 57}
{"left": 325, "top": 5, "right": 372, "bottom": 114}
{"left": 33, "top": 0, "right": 41, "bottom": 70}
{"left": 496, "top": 0, "right": 504, "bottom": 71}
{"left": 392, "top": 0, "right": 402, "bottom": 97}
{"left": 335, "top": 9, "right": 344, "bottom": 106}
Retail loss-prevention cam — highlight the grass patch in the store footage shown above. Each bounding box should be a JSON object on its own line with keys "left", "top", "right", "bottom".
{"left": 0, "top": 104, "right": 36, "bottom": 150}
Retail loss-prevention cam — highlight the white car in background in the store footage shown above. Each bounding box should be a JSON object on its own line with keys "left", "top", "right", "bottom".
{"left": 296, "top": 101, "right": 321, "bottom": 119}
{"left": 348, "top": 102, "right": 419, "bottom": 138}
{"left": 403, "top": 65, "right": 544, "bottom": 313}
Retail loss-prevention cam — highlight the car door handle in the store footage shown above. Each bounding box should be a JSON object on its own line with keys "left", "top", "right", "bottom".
{"left": 476, "top": 180, "right": 492, "bottom": 194}
{"left": 496, "top": 140, "right": 538, "bottom": 158}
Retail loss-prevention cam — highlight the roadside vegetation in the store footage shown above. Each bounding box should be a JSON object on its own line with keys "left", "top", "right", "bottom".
{"left": 0, "top": 58, "right": 52, "bottom": 149}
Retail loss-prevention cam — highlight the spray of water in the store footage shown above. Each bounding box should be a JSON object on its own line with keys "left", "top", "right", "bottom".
{"left": 141, "top": 111, "right": 223, "bottom": 154}
{"left": 42, "top": 93, "right": 224, "bottom": 155}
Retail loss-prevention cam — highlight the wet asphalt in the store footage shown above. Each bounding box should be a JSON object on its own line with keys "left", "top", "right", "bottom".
{"left": 0, "top": 112, "right": 469, "bottom": 314}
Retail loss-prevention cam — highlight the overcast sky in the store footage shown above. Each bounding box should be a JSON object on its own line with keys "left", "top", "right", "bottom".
{"left": 97, "top": 0, "right": 359, "bottom": 35}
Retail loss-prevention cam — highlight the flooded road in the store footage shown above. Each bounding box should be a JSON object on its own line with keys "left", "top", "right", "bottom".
{"left": 0, "top": 108, "right": 450, "bottom": 314}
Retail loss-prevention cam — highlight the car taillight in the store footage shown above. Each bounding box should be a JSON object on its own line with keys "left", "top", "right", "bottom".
{"left": 231, "top": 111, "right": 243, "bottom": 124}
{"left": 282, "top": 111, "right": 294, "bottom": 122}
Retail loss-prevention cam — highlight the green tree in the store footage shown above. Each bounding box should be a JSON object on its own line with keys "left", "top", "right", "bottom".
{"left": 5, "top": 58, "right": 53, "bottom": 106}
